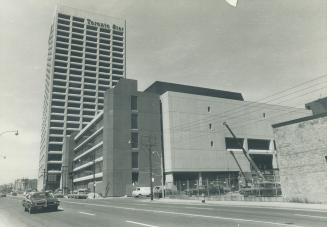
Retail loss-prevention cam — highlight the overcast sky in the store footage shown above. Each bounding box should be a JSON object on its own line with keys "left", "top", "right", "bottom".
{"left": 0, "top": 0, "right": 326, "bottom": 184}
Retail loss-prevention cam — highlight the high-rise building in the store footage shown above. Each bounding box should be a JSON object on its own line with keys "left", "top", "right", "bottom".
{"left": 38, "top": 5, "right": 126, "bottom": 191}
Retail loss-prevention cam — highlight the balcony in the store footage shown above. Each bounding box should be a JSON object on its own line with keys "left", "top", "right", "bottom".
{"left": 73, "top": 128, "right": 103, "bottom": 152}
{"left": 47, "top": 160, "right": 62, "bottom": 164}
{"left": 73, "top": 172, "right": 103, "bottom": 183}
{"left": 73, "top": 156, "right": 103, "bottom": 172}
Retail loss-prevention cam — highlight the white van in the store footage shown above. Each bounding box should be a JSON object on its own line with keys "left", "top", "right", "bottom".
{"left": 132, "top": 187, "right": 151, "bottom": 197}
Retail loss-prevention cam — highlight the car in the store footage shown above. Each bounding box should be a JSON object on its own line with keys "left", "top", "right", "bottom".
{"left": 45, "top": 192, "right": 60, "bottom": 210}
{"left": 11, "top": 192, "right": 17, "bottom": 196}
{"left": 22, "top": 192, "right": 60, "bottom": 214}
{"left": 132, "top": 187, "right": 151, "bottom": 198}
{"left": 54, "top": 193, "right": 64, "bottom": 198}
{"left": 0, "top": 193, "right": 6, "bottom": 197}
{"left": 87, "top": 192, "right": 102, "bottom": 199}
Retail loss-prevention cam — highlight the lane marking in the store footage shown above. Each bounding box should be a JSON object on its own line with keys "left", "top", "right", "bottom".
{"left": 126, "top": 220, "right": 159, "bottom": 227}
{"left": 184, "top": 206, "right": 214, "bottom": 210}
{"left": 64, "top": 201, "right": 303, "bottom": 227}
{"left": 294, "top": 213, "right": 327, "bottom": 219}
{"left": 78, "top": 211, "right": 95, "bottom": 216}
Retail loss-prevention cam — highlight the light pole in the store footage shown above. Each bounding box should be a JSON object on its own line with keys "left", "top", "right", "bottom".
{"left": 93, "top": 151, "right": 96, "bottom": 199}
{"left": 0, "top": 130, "right": 19, "bottom": 136}
{"left": 0, "top": 130, "right": 19, "bottom": 159}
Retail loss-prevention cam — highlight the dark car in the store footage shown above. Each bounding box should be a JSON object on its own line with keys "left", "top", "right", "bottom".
{"left": 45, "top": 193, "right": 60, "bottom": 210}
{"left": 22, "top": 192, "right": 60, "bottom": 213}
{"left": 0, "top": 193, "right": 6, "bottom": 197}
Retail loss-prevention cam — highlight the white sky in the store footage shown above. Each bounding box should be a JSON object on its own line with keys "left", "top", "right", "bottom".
{"left": 0, "top": 0, "right": 326, "bottom": 184}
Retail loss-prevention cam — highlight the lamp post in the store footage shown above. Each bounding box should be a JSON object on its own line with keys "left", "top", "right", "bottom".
{"left": 0, "top": 130, "right": 19, "bottom": 159}
{"left": 0, "top": 130, "right": 19, "bottom": 136}
{"left": 93, "top": 151, "right": 96, "bottom": 199}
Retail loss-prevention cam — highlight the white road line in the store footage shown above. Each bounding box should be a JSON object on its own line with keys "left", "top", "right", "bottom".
{"left": 64, "top": 201, "right": 303, "bottom": 227}
{"left": 184, "top": 206, "right": 214, "bottom": 210}
{"left": 294, "top": 213, "right": 327, "bottom": 219}
{"left": 78, "top": 211, "right": 95, "bottom": 216}
{"left": 126, "top": 220, "right": 159, "bottom": 227}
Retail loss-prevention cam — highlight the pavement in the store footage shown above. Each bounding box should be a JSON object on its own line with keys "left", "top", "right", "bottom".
{"left": 1, "top": 196, "right": 327, "bottom": 227}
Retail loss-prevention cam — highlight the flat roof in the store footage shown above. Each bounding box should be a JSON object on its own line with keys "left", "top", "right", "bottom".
{"left": 144, "top": 81, "right": 244, "bottom": 101}
{"left": 272, "top": 112, "right": 327, "bottom": 128}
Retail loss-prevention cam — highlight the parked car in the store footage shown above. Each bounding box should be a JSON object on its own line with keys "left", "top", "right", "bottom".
{"left": 87, "top": 192, "right": 102, "bottom": 199}
{"left": 22, "top": 192, "right": 60, "bottom": 213}
{"left": 11, "top": 192, "right": 17, "bottom": 196}
{"left": 132, "top": 187, "right": 151, "bottom": 198}
{"left": 67, "top": 188, "right": 89, "bottom": 199}
{"left": 0, "top": 193, "right": 6, "bottom": 197}
{"left": 54, "top": 193, "right": 64, "bottom": 198}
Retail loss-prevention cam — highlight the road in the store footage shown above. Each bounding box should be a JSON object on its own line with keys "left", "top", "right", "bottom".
{"left": 1, "top": 197, "right": 327, "bottom": 227}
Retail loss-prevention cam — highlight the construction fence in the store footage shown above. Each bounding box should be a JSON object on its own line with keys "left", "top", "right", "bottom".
{"left": 164, "top": 172, "right": 282, "bottom": 200}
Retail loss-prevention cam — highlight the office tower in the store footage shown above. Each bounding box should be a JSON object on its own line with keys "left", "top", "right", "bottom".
{"left": 38, "top": 5, "right": 126, "bottom": 191}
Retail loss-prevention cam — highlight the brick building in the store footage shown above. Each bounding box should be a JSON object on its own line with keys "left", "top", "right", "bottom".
{"left": 273, "top": 113, "right": 327, "bottom": 203}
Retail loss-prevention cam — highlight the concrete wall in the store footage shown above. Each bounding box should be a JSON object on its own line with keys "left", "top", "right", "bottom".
{"left": 161, "top": 91, "right": 311, "bottom": 177}
{"left": 61, "top": 133, "right": 77, "bottom": 193}
{"left": 103, "top": 79, "right": 162, "bottom": 196}
{"left": 273, "top": 115, "right": 327, "bottom": 203}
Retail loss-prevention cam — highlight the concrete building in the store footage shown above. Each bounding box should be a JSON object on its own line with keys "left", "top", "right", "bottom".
{"left": 38, "top": 5, "right": 126, "bottom": 191}
{"left": 62, "top": 79, "right": 311, "bottom": 196}
{"left": 62, "top": 79, "right": 162, "bottom": 196}
{"left": 145, "top": 82, "right": 311, "bottom": 188}
{"left": 273, "top": 111, "right": 327, "bottom": 203}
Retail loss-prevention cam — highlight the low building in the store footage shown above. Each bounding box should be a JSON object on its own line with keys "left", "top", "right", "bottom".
{"left": 273, "top": 112, "right": 327, "bottom": 203}
{"left": 62, "top": 79, "right": 311, "bottom": 196}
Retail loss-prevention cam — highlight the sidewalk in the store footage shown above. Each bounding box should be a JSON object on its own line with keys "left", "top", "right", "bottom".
{"left": 148, "top": 198, "right": 327, "bottom": 212}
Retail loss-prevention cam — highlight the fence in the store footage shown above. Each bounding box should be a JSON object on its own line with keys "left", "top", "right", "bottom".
{"left": 165, "top": 172, "right": 282, "bottom": 200}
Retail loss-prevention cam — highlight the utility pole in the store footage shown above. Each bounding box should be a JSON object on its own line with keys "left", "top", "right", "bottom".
{"left": 93, "top": 151, "right": 96, "bottom": 199}
{"left": 148, "top": 145, "right": 153, "bottom": 200}
{"left": 143, "top": 135, "right": 157, "bottom": 201}
{"left": 43, "top": 168, "right": 47, "bottom": 191}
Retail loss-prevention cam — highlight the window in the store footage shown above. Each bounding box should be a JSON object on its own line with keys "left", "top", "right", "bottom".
{"left": 209, "top": 123, "right": 212, "bottom": 130}
{"left": 131, "top": 132, "right": 138, "bottom": 149}
{"left": 210, "top": 141, "right": 214, "bottom": 147}
{"left": 131, "top": 96, "right": 137, "bottom": 110}
{"left": 248, "top": 139, "right": 270, "bottom": 150}
{"left": 225, "top": 137, "right": 244, "bottom": 149}
{"left": 132, "top": 152, "right": 138, "bottom": 169}
{"left": 131, "top": 114, "right": 138, "bottom": 129}
{"left": 325, "top": 156, "right": 327, "bottom": 163}
{"left": 208, "top": 106, "right": 211, "bottom": 112}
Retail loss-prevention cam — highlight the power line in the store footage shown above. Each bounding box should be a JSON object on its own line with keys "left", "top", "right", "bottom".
{"left": 163, "top": 73, "right": 327, "bottom": 133}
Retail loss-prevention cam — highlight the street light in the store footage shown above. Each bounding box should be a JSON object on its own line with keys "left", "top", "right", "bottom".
{"left": 0, "top": 130, "right": 19, "bottom": 136}
{"left": 0, "top": 130, "right": 19, "bottom": 159}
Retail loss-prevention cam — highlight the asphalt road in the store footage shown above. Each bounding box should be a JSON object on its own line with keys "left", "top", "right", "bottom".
{"left": 1, "top": 197, "right": 327, "bottom": 227}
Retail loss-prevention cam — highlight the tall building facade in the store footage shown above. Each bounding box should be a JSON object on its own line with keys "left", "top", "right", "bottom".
{"left": 62, "top": 79, "right": 162, "bottom": 196}
{"left": 38, "top": 5, "right": 126, "bottom": 191}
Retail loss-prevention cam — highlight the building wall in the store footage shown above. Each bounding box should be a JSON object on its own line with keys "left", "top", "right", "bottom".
{"left": 103, "top": 79, "right": 162, "bottom": 196}
{"left": 160, "top": 91, "right": 311, "bottom": 183}
{"left": 273, "top": 115, "right": 327, "bottom": 203}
